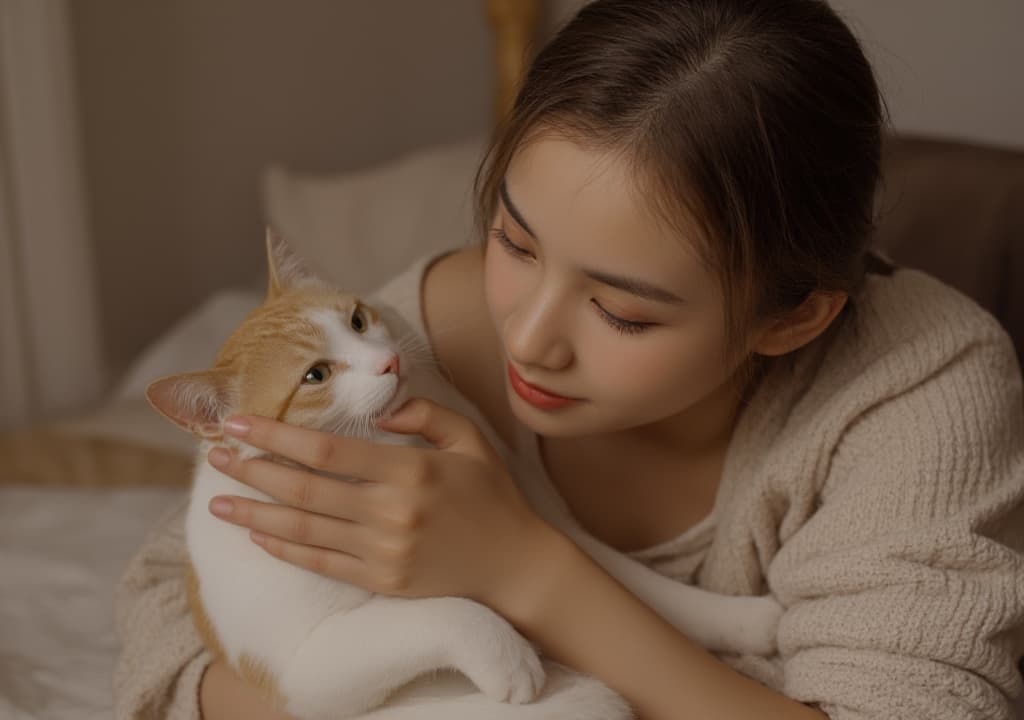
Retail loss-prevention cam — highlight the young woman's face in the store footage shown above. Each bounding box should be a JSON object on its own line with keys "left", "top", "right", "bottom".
{"left": 484, "top": 134, "right": 749, "bottom": 440}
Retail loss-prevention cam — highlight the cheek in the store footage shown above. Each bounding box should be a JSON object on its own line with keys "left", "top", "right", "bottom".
{"left": 284, "top": 386, "right": 335, "bottom": 427}
{"left": 594, "top": 326, "right": 729, "bottom": 407}
{"left": 483, "top": 244, "right": 523, "bottom": 331}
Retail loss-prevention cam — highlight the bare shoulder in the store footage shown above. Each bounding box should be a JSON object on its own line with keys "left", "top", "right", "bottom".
{"left": 421, "top": 245, "right": 517, "bottom": 448}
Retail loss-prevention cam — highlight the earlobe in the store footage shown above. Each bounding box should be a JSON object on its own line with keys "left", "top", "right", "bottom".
{"left": 752, "top": 291, "right": 848, "bottom": 357}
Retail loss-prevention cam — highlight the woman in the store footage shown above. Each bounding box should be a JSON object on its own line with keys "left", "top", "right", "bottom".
{"left": 113, "top": 1, "right": 1024, "bottom": 718}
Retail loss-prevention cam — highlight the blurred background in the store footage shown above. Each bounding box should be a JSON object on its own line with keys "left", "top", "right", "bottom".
{"left": 2, "top": 4, "right": 1024, "bottom": 717}
{"left": 1, "top": 0, "right": 1023, "bottom": 431}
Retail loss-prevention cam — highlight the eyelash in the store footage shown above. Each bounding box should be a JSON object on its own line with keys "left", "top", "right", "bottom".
{"left": 489, "top": 227, "right": 652, "bottom": 336}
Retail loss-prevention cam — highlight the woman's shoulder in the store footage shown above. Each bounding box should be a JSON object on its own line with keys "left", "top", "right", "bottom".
{"left": 732, "top": 266, "right": 1023, "bottom": 494}
{"left": 836, "top": 267, "right": 1019, "bottom": 403}
{"left": 856, "top": 267, "right": 1012, "bottom": 349}
{"left": 802, "top": 266, "right": 1018, "bottom": 410}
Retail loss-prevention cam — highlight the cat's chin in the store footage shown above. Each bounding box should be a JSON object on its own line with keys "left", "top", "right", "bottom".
{"left": 378, "top": 377, "right": 409, "bottom": 420}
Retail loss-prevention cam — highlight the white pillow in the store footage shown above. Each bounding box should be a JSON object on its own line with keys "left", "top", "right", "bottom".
{"left": 261, "top": 136, "right": 487, "bottom": 294}
{"left": 113, "top": 289, "right": 262, "bottom": 402}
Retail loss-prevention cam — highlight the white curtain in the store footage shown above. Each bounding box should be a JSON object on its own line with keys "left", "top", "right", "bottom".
{"left": 0, "top": 0, "right": 103, "bottom": 430}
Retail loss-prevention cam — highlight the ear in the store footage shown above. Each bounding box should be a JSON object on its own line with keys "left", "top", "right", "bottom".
{"left": 752, "top": 291, "right": 848, "bottom": 357}
{"left": 145, "top": 370, "right": 236, "bottom": 440}
{"left": 265, "top": 226, "right": 324, "bottom": 300}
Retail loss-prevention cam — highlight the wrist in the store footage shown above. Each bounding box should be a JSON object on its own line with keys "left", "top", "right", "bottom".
{"left": 488, "top": 519, "right": 591, "bottom": 633}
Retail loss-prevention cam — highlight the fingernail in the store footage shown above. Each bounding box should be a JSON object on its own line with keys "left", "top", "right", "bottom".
{"left": 250, "top": 531, "right": 267, "bottom": 545}
{"left": 209, "top": 497, "right": 234, "bottom": 517}
{"left": 223, "top": 417, "right": 250, "bottom": 436}
{"left": 208, "top": 447, "right": 231, "bottom": 468}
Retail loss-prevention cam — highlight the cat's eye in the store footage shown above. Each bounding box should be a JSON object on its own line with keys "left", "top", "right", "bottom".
{"left": 350, "top": 305, "right": 368, "bottom": 334}
{"left": 303, "top": 363, "right": 331, "bottom": 385}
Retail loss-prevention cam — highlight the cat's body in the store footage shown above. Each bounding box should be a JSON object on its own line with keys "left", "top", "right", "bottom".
{"left": 147, "top": 233, "right": 782, "bottom": 720}
{"left": 186, "top": 436, "right": 552, "bottom": 717}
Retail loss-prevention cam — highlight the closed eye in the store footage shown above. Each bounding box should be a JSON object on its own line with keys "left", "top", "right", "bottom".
{"left": 591, "top": 300, "right": 652, "bottom": 335}
{"left": 489, "top": 226, "right": 654, "bottom": 336}
{"left": 490, "top": 227, "right": 532, "bottom": 259}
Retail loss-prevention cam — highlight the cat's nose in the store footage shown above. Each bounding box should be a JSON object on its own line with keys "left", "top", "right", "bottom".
{"left": 377, "top": 354, "right": 400, "bottom": 376}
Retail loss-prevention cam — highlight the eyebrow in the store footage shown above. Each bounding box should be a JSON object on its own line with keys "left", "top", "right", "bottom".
{"left": 499, "top": 179, "right": 537, "bottom": 238}
{"left": 499, "top": 179, "right": 687, "bottom": 306}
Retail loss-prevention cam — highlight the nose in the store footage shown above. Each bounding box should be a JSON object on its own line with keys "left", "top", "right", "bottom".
{"left": 377, "top": 353, "right": 400, "bottom": 376}
{"left": 504, "top": 285, "right": 573, "bottom": 371}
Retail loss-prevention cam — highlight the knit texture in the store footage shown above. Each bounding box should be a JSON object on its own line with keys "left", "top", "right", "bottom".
{"left": 112, "top": 252, "right": 1024, "bottom": 719}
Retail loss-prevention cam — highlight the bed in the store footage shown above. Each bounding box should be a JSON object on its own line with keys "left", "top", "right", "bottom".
{"left": 3, "top": 1, "right": 1024, "bottom": 718}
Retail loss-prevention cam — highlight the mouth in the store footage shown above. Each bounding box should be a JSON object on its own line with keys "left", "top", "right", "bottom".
{"left": 507, "top": 362, "right": 579, "bottom": 410}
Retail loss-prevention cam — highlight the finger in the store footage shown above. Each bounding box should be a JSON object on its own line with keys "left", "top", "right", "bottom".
{"left": 250, "top": 528, "right": 374, "bottom": 588}
{"left": 209, "top": 448, "right": 366, "bottom": 520}
{"left": 208, "top": 496, "right": 370, "bottom": 556}
{"left": 376, "top": 398, "right": 498, "bottom": 461}
{"left": 220, "top": 416, "right": 411, "bottom": 478}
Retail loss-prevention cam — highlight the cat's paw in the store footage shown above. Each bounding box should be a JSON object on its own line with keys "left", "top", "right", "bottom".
{"left": 453, "top": 611, "right": 546, "bottom": 704}
{"left": 720, "top": 594, "right": 784, "bottom": 656}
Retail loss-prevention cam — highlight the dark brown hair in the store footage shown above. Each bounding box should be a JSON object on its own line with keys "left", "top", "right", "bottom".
{"left": 475, "top": 0, "right": 887, "bottom": 367}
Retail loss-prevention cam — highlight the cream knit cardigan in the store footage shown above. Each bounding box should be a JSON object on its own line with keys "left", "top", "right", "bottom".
{"left": 112, "top": 254, "right": 1024, "bottom": 719}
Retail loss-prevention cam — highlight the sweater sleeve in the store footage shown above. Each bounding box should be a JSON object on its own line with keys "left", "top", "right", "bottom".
{"left": 112, "top": 498, "right": 214, "bottom": 720}
{"left": 770, "top": 328, "right": 1024, "bottom": 719}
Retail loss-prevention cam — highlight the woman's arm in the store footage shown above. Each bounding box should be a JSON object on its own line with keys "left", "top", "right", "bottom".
{"left": 113, "top": 501, "right": 215, "bottom": 720}
{"left": 497, "top": 527, "right": 826, "bottom": 720}
{"left": 113, "top": 499, "right": 293, "bottom": 719}
{"left": 205, "top": 393, "right": 822, "bottom": 719}
{"left": 199, "top": 661, "right": 295, "bottom": 720}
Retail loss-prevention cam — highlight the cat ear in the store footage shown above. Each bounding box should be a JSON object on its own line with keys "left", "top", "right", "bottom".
{"left": 265, "top": 226, "right": 324, "bottom": 299}
{"left": 145, "top": 370, "right": 236, "bottom": 440}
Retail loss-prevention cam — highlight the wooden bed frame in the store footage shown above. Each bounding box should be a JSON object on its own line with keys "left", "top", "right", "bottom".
{"left": 488, "top": 0, "right": 543, "bottom": 121}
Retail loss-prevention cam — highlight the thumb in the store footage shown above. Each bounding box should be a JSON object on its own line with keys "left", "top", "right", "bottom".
{"left": 377, "top": 397, "right": 498, "bottom": 461}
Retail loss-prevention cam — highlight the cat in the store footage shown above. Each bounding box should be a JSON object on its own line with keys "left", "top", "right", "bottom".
{"left": 145, "top": 230, "right": 783, "bottom": 720}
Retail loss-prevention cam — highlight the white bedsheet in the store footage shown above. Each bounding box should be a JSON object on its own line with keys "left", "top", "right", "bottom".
{"left": 0, "top": 288, "right": 250, "bottom": 718}
{"left": 0, "top": 486, "right": 187, "bottom": 720}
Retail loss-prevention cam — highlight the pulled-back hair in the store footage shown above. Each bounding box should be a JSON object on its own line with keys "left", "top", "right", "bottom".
{"left": 474, "top": 0, "right": 887, "bottom": 364}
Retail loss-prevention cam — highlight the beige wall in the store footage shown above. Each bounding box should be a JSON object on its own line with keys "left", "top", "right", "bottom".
{"left": 832, "top": 0, "right": 1024, "bottom": 150}
{"left": 71, "top": 0, "right": 1024, "bottom": 387}
{"left": 70, "top": 0, "right": 494, "bottom": 382}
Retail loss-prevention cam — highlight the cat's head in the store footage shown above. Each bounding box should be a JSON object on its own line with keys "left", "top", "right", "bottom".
{"left": 145, "top": 229, "right": 419, "bottom": 443}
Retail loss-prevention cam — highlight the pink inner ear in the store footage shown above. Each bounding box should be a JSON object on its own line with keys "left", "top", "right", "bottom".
{"left": 146, "top": 372, "right": 232, "bottom": 439}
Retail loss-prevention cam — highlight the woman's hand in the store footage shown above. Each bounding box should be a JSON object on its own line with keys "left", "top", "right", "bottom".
{"left": 205, "top": 398, "right": 556, "bottom": 612}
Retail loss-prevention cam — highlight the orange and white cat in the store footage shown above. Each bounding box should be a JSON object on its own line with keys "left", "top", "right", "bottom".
{"left": 145, "top": 231, "right": 781, "bottom": 720}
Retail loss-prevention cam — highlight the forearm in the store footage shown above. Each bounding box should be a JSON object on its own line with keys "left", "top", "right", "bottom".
{"left": 199, "top": 660, "right": 297, "bottom": 720}
{"left": 497, "top": 529, "right": 826, "bottom": 720}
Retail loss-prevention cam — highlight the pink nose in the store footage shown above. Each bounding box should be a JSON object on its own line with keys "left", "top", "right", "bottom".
{"left": 378, "top": 354, "right": 400, "bottom": 376}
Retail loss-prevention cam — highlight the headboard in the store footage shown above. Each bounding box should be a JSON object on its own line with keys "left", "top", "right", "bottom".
{"left": 488, "top": 0, "right": 542, "bottom": 121}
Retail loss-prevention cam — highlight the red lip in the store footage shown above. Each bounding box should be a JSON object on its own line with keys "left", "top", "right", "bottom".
{"left": 507, "top": 363, "right": 578, "bottom": 410}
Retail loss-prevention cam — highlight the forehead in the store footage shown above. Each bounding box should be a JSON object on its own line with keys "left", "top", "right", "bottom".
{"left": 504, "top": 134, "right": 706, "bottom": 281}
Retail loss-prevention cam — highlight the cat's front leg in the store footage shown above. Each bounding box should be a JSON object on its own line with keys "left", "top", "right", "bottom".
{"left": 569, "top": 529, "right": 783, "bottom": 656}
{"left": 279, "top": 595, "right": 545, "bottom": 720}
